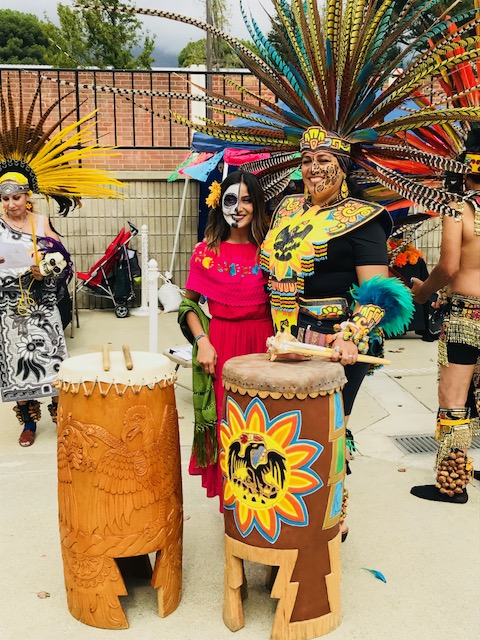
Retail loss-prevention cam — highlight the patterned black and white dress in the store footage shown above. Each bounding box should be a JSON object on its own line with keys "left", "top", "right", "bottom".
{"left": 0, "top": 217, "right": 68, "bottom": 402}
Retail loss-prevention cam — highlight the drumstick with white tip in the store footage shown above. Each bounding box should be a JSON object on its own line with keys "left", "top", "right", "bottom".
{"left": 102, "top": 344, "right": 111, "bottom": 371}
{"left": 266, "top": 332, "right": 390, "bottom": 366}
{"left": 122, "top": 345, "right": 133, "bottom": 370}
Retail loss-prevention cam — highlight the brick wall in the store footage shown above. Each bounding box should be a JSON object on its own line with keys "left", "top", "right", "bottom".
{"left": 0, "top": 67, "right": 273, "bottom": 170}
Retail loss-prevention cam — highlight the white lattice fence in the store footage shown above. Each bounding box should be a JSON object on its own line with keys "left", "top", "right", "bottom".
{"left": 38, "top": 172, "right": 199, "bottom": 309}
{"left": 413, "top": 216, "right": 442, "bottom": 272}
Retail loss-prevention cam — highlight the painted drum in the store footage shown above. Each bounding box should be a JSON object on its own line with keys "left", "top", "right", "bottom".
{"left": 221, "top": 353, "right": 347, "bottom": 639}
{"left": 56, "top": 351, "right": 182, "bottom": 629}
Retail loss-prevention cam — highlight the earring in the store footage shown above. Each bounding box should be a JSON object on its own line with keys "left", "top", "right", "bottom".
{"left": 304, "top": 185, "right": 309, "bottom": 199}
{"left": 341, "top": 179, "right": 349, "bottom": 199}
{"left": 26, "top": 201, "right": 33, "bottom": 212}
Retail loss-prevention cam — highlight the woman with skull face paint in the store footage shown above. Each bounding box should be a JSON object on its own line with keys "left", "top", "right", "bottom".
{"left": 261, "top": 126, "right": 414, "bottom": 539}
{"left": 179, "top": 170, "right": 273, "bottom": 509}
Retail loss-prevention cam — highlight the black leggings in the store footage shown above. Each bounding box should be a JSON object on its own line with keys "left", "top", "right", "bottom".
{"left": 446, "top": 341, "right": 480, "bottom": 365}
{"left": 342, "top": 362, "right": 371, "bottom": 416}
{"left": 445, "top": 342, "right": 479, "bottom": 420}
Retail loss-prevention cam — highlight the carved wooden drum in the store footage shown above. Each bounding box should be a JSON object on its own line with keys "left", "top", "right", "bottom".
{"left": 221, "top": 354, "right": 347, "bottom": 640}
{"left": 56, "top": 351, "right": 182, "bottom": 629}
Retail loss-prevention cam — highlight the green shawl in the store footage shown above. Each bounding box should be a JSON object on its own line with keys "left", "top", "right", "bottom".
{"left": 178, "top": 298, "right": 217, "bottom": 466}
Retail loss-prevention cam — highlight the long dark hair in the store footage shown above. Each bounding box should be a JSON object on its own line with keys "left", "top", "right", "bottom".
{"left": 205, "top": 170, "right": 268, "bottom": 252}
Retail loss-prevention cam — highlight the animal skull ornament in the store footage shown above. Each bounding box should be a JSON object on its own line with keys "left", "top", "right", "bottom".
{"left": 39, "top": 252, "right": 67, "bottom": 277}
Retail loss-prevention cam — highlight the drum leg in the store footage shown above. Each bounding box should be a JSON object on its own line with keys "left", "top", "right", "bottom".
{"left": 61, "top": 547, "right": 128, "bottom": 629}
{"left": 223, "top": 538, "right": 245, "bottom": 632}
{"left": 266, "top": 565, "right": 279, "bottom": 591}
{"left": 226, "top": 534, "right": 346, "bottom": 640}
{"left": 151, "top": 511, "right": 183, "bottom": 617}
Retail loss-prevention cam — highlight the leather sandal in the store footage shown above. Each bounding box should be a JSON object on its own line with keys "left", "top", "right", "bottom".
{"left": 19, "top": 428, "right": 36, "bottom": 447}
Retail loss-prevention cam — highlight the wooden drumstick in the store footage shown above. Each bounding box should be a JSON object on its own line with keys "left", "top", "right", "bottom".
{"left": 102, "top": 344, "right": 111, "bottom": 371}
{"left": 266, "top": 332, "right": 391, "bottom": 366}
{"left": 122, "top": 344, "right": 133, "bottom": 370}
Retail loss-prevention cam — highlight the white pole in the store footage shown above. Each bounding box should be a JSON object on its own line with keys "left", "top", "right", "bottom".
{"left": 130, "top": 224, "right": 150, "bottom": 317}
{"left": 148, "top": 258, "right": 160, "bottom": 353}
{"left": 167, "top": 176, "right": 189, "bottom": 280}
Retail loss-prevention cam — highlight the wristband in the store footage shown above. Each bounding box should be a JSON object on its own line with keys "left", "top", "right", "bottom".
{"left": 194, "top": 333, "right": 207, "bottom": 345}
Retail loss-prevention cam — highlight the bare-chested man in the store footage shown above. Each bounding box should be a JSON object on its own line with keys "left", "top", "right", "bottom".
{"left": 409, "top": 161, "right": 480, "bottom": 503}
{"left": 411, "top": 162, "right": 480, "bottom": 504}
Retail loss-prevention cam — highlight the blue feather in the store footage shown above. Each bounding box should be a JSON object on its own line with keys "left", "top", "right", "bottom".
{"left": 347, "top": 128, "right": 378, "bottom": 143}
{"left": 354, "top": 61, "right": 374, "bottom": 89}
{"left": 350, "top": 275, "right": 414, "bottom": 337}
{"left": 239, "top": 0, "right": 308, "bottom": 107}
{"left": 416, "top": 8, "right": 479, "bottom": 49}
{"left": 369, "top": 4, "right": 395, "bottom": 57}
{"left": 345, "top": 87, "right": 377, "bottom": 132}
{"left": 362, "top": 568, "right": 387, "bottom": 583}
{"left": 326, "top": 39, "right": 333, "bottom": 72}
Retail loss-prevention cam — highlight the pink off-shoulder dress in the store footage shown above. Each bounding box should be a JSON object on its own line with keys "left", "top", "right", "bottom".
{"left": 185, "top": 240, "right": 273, "bottom": 510}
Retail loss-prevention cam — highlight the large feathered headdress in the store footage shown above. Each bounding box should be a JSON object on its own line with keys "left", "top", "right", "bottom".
{"left": 0, "top": 76, "right": 123, "bottom": 215}
{"left": 77, "top": 0, "right": 480, "bottom": 214}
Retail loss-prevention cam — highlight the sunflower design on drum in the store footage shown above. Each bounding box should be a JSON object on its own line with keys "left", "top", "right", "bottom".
{"left": 220, "top": 397, "right": 323, "bottom": 544}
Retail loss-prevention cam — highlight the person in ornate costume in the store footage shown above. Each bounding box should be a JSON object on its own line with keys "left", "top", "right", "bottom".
{"left": 178, "top": 171, "right": 273, "bottom": 510}
{"left": 407, "top": 3, "right": 480, "bottom": 502}
{"left": 0, "top": 78, "right": 122, "bottom": 446}
{"left": 261, "top": 126, "right": 416, "bottom": 540}
{"left": 410, "top": 135, "right": 480, "bottom": 503}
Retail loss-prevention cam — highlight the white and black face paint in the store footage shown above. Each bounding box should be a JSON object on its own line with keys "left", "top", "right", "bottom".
{"left": 222, "top": 184, "right": 241, "bottom": 228}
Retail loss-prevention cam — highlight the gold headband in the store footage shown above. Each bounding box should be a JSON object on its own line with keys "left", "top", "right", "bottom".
{"left": 0, "top": 181, "right": 30, "bottom": 195}
{"left": 466, "top": 153, "right": 480, "bottom": 174}
{"left": 0, "top": 171, "right": 31, "bottom": 195}
{"left": 300, "top": 126, "right": 351, "bottom": 155}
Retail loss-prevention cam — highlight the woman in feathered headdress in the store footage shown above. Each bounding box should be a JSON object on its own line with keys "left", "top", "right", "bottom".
{"left": 0, "top": 78, "right": 122, "bottom": 447}
{"left": 261, "top": 123, "right": 416, "bottom": 542}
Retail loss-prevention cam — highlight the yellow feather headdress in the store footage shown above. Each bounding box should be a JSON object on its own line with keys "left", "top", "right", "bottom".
{"left": 0, "top": 76, "right": 123, "bottom": 215}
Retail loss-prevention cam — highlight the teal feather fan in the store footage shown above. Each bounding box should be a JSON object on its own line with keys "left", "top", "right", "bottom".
{"left": 350, "top": 275, "right": 415, "bottom": 337}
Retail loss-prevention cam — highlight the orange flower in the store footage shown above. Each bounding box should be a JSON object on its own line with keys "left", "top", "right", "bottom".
{"left": 205, "top": 181, "right": 221, "bottom": 208}
{"left": 389, "top": 240, "right": 424, "bottom": 267}
{"left": 395, "top": 253, "right": 408, "bottom": 267}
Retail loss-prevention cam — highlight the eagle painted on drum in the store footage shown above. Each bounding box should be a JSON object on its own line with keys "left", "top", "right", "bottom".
{"left": 228, "top": 433, "right": 287, "bottom": 504}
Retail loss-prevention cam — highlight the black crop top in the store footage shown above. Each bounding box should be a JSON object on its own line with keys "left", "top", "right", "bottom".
{"left": 302, "top": 217, "right": 389, "bottom": 303}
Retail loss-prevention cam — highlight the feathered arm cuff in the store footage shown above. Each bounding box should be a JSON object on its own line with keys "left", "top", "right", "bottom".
{"left": 349, "top": 275, "right": 415, "bottom": 340}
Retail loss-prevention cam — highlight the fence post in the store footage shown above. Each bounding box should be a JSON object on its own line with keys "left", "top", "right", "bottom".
{"left": 130, "top": 224, "right": 150, "bottom": 317}
{"left": 148, "top": 259, "right": 160, "bottom": 353}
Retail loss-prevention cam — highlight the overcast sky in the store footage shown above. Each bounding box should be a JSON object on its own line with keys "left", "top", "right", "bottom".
{"left": 0, "top": 0, "right": 272, "bottom": 66}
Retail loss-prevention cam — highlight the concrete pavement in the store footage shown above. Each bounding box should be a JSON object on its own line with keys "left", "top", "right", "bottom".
{"left": 1, "top": 310, "right": 478, "bottom": 640}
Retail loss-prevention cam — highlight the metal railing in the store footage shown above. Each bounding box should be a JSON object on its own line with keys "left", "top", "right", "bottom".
{"left": 0, "top": 66, "right": 269, "bottom": 154}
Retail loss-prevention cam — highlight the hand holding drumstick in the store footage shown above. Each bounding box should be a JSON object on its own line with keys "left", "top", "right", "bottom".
{"left": 266, "top": 332, "right": 390, "bottom": 366}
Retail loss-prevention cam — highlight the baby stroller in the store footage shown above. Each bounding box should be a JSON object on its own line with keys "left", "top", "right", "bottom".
{"left": 76, "top": 222, "right": 140, "bottom": 318}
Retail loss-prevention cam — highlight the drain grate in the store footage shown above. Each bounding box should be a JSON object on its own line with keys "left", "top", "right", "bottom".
{"left": 391, "top": 434, "right": 480, "bottom": 455}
